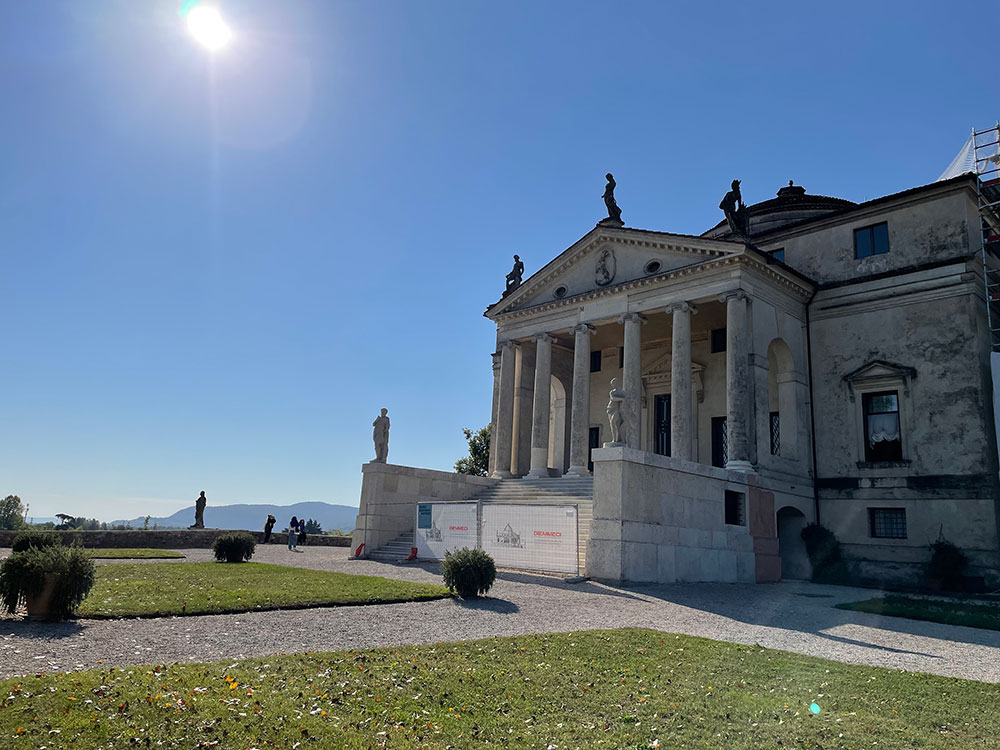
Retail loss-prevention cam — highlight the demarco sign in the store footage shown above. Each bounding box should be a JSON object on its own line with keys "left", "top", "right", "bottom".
{"left": 414, "top": 502, "right": 579, "bottom": 575}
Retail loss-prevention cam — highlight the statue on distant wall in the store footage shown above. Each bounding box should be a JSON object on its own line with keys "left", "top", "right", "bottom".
{"left": 190, "top": 491, "right": 207, "bottom": 529}
{"left": 372, "top": 408, "right": 390, "bottom": 463}
{"left": 606, "top": 378, "right": 627, "bottom": 445}
{"left": 601, "top": 173, "right": 623, "bottom": 225}
{"left": 719, "top": 179, "right": 749, "bottom": 239}
{"left": 503, "top": 254, "right": 524, "bottom": 296}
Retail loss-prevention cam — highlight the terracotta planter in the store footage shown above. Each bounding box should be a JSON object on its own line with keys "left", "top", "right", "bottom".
{"left": 24, "top": 574, "right": 58, "bottom": 621}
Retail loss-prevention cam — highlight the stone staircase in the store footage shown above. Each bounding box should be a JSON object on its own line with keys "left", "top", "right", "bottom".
{"left": 367, "top": 476, "right": 595, "bottom": 570}
{"left": 367, "top": 531, "right": 415, "bottom": 562}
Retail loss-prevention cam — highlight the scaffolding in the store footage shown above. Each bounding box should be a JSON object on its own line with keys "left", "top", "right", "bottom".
{"left": 975, "top": 123, "right": 1000, "bottom": 350}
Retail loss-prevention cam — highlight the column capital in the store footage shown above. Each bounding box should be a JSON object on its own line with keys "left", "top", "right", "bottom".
{"left": 570, "top": 322, "right": 597, "bottom": 337}
{"left": 618, "top": 312, "right": 648, "bottom": 325}
{"left": 532, "top": 332, "right": 555, "bottom": 344}
{"left": 498, "top": 339, "right": 517, "bottom": 352}
{"left": 718, "top": 289, "right": 748, "bottom": 304}
{"left": 492, "top": 351, "right": 502, "bottom": 370}
{"left": 665, "top": 301, "right": 699, "bottom": 316}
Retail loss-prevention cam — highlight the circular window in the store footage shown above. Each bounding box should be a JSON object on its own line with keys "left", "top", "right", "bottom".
{"left": 553, "top": 285, "right": 568, "bottom": 299}
{"left": 644, "top": 260, "right": 662, "bottom": 275}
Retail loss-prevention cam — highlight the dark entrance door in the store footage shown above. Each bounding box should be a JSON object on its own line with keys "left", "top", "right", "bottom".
{"left": 588, "top": 426, "right": 600, "bottom": 472}
{"left": 654, "top": 394, "right": 671, "bottom": 456}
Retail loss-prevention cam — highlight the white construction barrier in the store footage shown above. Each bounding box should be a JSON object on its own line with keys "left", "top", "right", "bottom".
{"left": 480, "top": 504, "right": 579, "bottom": 574}
{"left": 414, "top": 502, "right": 477, "bottom": 560}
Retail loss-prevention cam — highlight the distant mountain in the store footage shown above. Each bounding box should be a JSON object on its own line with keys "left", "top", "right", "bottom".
{"left": 111, "top": 502, "right": 360, "bottom": 533}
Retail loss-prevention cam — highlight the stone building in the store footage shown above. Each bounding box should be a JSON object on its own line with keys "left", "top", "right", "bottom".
{"left": 353, "top": 172, "right": 1000, "bottom": 588}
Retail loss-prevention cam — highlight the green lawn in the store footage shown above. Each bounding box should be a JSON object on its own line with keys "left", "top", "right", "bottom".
{"left": 82, "top": 548, "right": 185, "bottom": 560}
{"left": 837, "top": 594, "right": 1000, "bottom": 631}
{"left": 2, "top": 629, "right": 997, "bottom": 749}
{"left": 76, "top": 562, "right": 449, "bottom": 618}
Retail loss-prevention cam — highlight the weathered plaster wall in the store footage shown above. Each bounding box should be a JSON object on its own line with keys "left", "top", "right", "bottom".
{"left": 350, "top": 463, "right": 497, "bottom": 556}
{"left": 810, "top": 259, "right": 1000, "bottom": 585}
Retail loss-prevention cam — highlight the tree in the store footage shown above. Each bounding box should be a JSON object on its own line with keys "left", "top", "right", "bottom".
{"left": 304, "top": 518, "right": 323, "bottom": 534}
{"left": 0, "top": 495, "right": 26, "bottom": 531}
{"left": 454, "top": 425, "right": 491, "bottom": 477}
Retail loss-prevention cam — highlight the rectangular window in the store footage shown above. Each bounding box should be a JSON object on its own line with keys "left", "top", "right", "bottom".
{"left": 769, "top": 248, "right": 785, "bottom": 263}
{"left": 711, "top": 416, "right": 728, "bottom": 468}
{"left": 711, "top": 328, "right": 727, "bottom": 353}
{"left": 769, "top": 411, "right": 780, "bottom": 456}
{"left": 590, "top": 350, "right": 602, "bottom": 373}
{"left": 725, "top": 491, "right": 745, "bottom": 526}
{"left": 869, "top": 508, "right": 907, "bottom": 539}
{"left": 854, "top": 222, "right": 889, "bottom": 259}
{"left": 588, "top": 426, "right": 601, "bottom": 472}
{"left": 862, "top": 390, "right": 902, "bottom": 462}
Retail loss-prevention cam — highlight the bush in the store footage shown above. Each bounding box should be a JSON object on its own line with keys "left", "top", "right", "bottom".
{"left": 800, "top": 523, "right": 850, "bottom": 585}
{"left": 441, "top": 547, "right": 496, "bottom": 599}
{"left": 0, "top": 545, "right": 96, "bottom": 620}
{"left": 927, "top": 538, "right": 968, "bottom": 591}
{"left": 12, "top": 529, "right": 62, "bottom": 553}
{"left": 213, "top": 532, "right": 256, "bottom": 563}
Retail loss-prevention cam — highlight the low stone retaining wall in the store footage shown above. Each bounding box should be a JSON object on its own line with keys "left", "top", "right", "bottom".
{"left": 0, "top": 529, "right": 352, "bottom": 549}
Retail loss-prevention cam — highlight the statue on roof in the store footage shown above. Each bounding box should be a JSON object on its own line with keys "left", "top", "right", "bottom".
{"left": 503, "top": 254, "right": 524, "bottom": 297}
{"left": 720, "top": 179, "right": 750, "bottom": 239}
{"left": 599, "top": 173, "right": 624, "bottom": 227}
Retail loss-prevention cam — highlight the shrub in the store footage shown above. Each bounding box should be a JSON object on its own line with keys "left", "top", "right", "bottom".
{"left": 0, "top": 545, "right": 96, "bottom": 620}
{"left": 441, "top": 547, "right": 496, "bottom": 599}
{"left": 800, "top": 523, "right": 851, "bottom": 585}
{"left": 12, "top": 529, "right": 62, "bottom": 553}
{"left": 213, "top": 532, "right": 256, "bottom": 563}
{"left": 927, "top": 538, "right": 968, "bottom": 591}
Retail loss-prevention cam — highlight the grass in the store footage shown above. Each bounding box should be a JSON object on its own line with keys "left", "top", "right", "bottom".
{"left": 76, "top": 562, "right": 450, "bottom": 618}
{"left": 837, "top": 594, "right": 1000, "bottom": 631}
{"left": 2, "top": 629, "right": 998, "bottom": 749}
{"left": 81, "top": 548, "right": 185, "bottom": 560}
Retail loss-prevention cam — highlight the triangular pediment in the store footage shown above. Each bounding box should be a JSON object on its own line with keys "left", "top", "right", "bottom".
{"left": 842, "top": 359, "right": 917, "bottom": 400}
{"left": 485, "top": 226, "right": 742, "bottom": 319}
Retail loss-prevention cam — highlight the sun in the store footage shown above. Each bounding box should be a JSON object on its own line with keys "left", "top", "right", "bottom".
{"left": 187, "top": 6, "right": 232, "bottom": 51}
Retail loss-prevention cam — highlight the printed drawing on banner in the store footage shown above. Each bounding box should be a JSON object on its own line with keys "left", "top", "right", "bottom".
{"left": 424, "top": 518, "right": 442, "bottom": 542}
{"left": 495, "top": 522, "right": 524, "bottom": 548}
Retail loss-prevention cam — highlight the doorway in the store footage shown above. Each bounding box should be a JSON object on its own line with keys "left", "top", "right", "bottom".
{"left": 653, "top": 394, "right": 671, "bottom": 456}
{"left": 776, "top": 506, "right": 810, "bottom": 580}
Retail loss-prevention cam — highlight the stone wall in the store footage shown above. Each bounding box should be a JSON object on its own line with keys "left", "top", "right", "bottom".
{"left": 0, "top": 529, "right": 352, "bottom": 549}
{"left": 350, "top": 462, "right": 498, "bottom": 556}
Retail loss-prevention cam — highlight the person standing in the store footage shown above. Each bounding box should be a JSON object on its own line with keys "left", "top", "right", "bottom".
{"left": 296, "top": 517, "right": 307, "bottom": 547}
{"left": 263, "top": 514, "right": 276, "bottom": 544}
{"left": 287, "top": 516, "right": 298, "bottom": 551}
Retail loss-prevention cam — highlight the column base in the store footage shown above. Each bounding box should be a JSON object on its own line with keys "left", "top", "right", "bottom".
{"left": 491, "top": 470, "right": 514, "bottom": 479}
{"left": 527, "top": 468, "right": 550, "bottom": 478}
{"left": 725, "top": 459, "right": 754, "bottom": 472}
{"left": 564, "top": 466, "right": 591, "bottom": 477}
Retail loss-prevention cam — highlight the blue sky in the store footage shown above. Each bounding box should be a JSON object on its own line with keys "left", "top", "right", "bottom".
{"left": 2, "top": 1, "right": 995, "bottom": 520}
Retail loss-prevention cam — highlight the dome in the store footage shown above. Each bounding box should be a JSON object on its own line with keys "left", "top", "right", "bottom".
{"left": 703, "top": 181, "right": 856, "bottom": 239}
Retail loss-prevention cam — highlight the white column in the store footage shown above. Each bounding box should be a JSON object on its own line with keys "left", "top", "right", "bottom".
{"left": 528, "top": 333, "right": 554, "bottom": 477}
{"left": 620, "top": 312, "right": 646, "bottom": 450}
{"left": 666, "top": 302, "right": 697, "bottom": 461}
{"left": 488, "top": 351, "right": 501, "bottom": 476}
{"left": 720, "top": 290, "right": 752, "bottom": 470}
{"left": 566, "top": 323, "right": 596, "bottom": 476}
{"left": 492, "top": 341, "right": 516, "bottom": 478}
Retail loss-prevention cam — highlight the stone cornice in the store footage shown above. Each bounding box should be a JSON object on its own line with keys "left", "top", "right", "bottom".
{"left": 485, "top": 227, "right": 742, "bottom": 320}
{"left": 492, "top": 252, "right": 814, "bottom": 323}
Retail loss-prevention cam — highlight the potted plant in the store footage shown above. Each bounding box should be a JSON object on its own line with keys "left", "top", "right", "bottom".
{"left": 441, "top": 547, "right": 496, "bottom": 599}
{"left": 212, "top": 532, "right": 256, "bottom": 563}
{"left": 0, "top": 545, "right": 96, "bottom": 621}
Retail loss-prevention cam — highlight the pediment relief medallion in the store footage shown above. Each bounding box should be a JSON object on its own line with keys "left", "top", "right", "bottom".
{"left": 595, "top": 246, "right": 616, "bottom": 287}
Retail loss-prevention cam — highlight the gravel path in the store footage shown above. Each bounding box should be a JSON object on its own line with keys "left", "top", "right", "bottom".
{"left": 2, "top": 545, "right": 999, "bottom": 683}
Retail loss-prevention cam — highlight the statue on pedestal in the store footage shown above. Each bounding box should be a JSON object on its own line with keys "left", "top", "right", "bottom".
{"left": 372, "top": 408, "right": 390, "bottom": 463}
{"left": 600, "top": 173, "right": 624, "bottom": 226}
{"left": 719, "top": 179, "right": 750, "bottom": 239}
{"left": 605, "top": 378, "right": 627, "bottom": 445}
{"left": 190, "top": 491, "right": 207, "bottom": 529}
{"left": 503, "top": 255, "right": 524, "bottom": 297}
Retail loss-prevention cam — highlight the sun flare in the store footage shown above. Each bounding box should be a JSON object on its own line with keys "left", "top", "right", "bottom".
{"left": 187, "top": 6, "right": 232, "bottom": 51}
